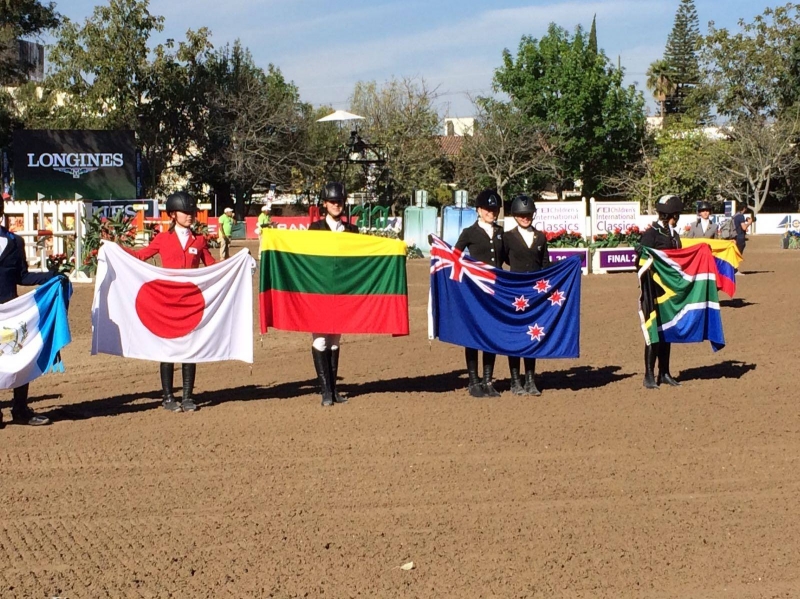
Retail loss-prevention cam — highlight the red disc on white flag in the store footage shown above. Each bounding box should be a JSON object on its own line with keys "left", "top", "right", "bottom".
{"left": 135, "top": 280, "right": 205, "bottom": 338}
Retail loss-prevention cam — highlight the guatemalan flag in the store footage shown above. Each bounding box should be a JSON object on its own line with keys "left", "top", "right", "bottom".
{"left": 0, "top": 277, "right": 72, "bottom": 390}
{"left": 428, "top": 236, "right": 581, "bottom": 358}
{"left": 91, "top": 242, "right": 256, "bottom": 363}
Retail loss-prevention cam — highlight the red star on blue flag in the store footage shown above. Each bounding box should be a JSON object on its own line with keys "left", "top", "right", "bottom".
{"left": 512, "top": 295, "right": 529, "bottom": 311}
{"left": 527, "top": 323, "right": 546, "bottom": 342}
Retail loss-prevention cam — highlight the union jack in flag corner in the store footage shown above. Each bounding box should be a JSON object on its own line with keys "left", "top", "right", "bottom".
{"left": 427, "top": 235, "right": 581, "bottom": 359}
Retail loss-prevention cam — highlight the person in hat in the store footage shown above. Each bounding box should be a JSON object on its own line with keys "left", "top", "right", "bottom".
{"left": 454, "top": 188, "right": 506, "bottom": 397}
{"left": 256, "top": 203, "right": 272, "bottom": 236}
{"left": 0, "top": 192, "right": 61, "bottom": 427}
{"left": 218, "top": 207, "right": 235, "bottom": 260}
{"left": 684, "top": 201, "right": 719, "bottom": 239}
{"left": 639, "top": 193, "right": 683, "bottom": 390}
{"left": 503, "top": 194, "right": 550, "bottom": 396}
{"left": 128, "top": 191, "right": 215, "bottom": 412}
{"left": 308, "top": 182, "right": 358, "bottom": 406}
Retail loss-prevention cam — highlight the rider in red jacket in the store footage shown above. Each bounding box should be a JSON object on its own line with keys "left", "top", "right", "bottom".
{"left": 128, "top": 192, "right": 215, "bottom": 412}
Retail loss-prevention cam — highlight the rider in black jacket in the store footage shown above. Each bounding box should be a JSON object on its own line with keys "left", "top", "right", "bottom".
{"left": 454, "top": 189, "right": 505, "bottom": 397}
{"left": 503, "top": 195, "right": 550, "bottom": 396}
{"left": 639, "top": 194, "right": 683, "bottom": 390}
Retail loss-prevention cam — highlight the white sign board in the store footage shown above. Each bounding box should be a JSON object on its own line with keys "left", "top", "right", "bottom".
{"left": 504, "top": 199, "right": 587, "bottom": 237}
{"left": 590, "top": 200, "right": 640, "bottom": 238}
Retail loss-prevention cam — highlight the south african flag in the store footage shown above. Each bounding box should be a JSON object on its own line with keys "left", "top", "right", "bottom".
{"left": 638, "top": 243, "right": 725, "bottom": 351}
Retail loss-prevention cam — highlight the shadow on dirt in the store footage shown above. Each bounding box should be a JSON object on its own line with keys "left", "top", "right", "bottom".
{"left": 34, "top": 365, "right": 646, "bottom": 420}
{"left": 47, "top": 391, "right": 163, "bottom": 421}
{"left": 720, "top": 298, "right": 757, "bottom": 308}
{"left": 539, "top": 365, "right": 635, "bottom": 391}
{"left": 679, "top": 360, "right": 756, "bottom": 381}
{"left": 0, "top": 393, "right": 62, "bottom": 410}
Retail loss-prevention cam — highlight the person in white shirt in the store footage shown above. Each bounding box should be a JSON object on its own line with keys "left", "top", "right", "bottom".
{"left": 308, "top": 182, "right": 358, "bottom": 406}
{"left": 684, "top": 201, "right": 719, "bottom": 239}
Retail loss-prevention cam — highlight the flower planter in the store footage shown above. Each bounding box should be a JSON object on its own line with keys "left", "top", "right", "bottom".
{"left": 548, "top": 248, "right": 589, "bottom": 275}
{"left": 592, "top": 247, "right": 639, "bottom": 274}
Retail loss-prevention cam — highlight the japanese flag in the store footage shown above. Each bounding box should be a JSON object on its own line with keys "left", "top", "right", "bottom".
{"left": 91, "top": 242, "right": 256, "bottom": 363}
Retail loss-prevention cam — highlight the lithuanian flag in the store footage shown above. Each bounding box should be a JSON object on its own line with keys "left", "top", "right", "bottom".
{"left": 260, "top": 229, "right": 409, "bottom": 335}
{"left": 680, "top": 238, "right": 742, "bottom": 297}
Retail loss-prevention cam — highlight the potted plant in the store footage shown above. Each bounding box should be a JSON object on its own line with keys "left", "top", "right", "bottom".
{"left": 590, "top": 225, "right": 642, "bottom": 273}
{"left": 545, "top": 229, "right": 590, "bottom": 274}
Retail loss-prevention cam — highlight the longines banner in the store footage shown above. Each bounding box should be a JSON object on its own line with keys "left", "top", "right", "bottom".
{"left": 12, "top": 130, "right": 137, "bottom": 201}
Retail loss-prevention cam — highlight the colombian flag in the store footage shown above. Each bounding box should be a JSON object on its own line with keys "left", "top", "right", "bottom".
{"left": 259, "top": 229, "right": 409, "bottom": 335}
{"left": 681, "top": 238, "right": 742, "bottom": 297}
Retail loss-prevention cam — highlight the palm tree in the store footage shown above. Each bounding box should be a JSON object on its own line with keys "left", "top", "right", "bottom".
{"left": 646, "top": 59, "right": 676, "bottom": 117}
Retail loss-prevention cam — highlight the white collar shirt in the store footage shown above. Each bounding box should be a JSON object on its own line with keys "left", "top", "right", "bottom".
{"left": 477, "top": 220, "right": 494, "bottom": 238}
{"left": 175, "top": 224, "right": 191, "bottom": 249}
{"left": 326, "top": 215, "right": 345, "bottom": 232}
{"left": 517, "top": 225, "right": 535, "bottom": 248}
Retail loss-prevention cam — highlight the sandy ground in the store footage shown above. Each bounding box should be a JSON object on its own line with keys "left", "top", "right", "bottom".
{"left": 1, "top": 235, "right": 798, "bottom": 598}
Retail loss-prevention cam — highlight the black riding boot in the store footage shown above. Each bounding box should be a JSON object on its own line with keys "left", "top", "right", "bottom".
{"left": 657, "top": 343, "right": 681, "bottom": 386}
{"left": 465, "top": 348, "right": 485, "bottom": 397}
{"left": 160, "top": 363, "right": 182, "bottom": 412}
{"left": 508, "top": 357, "right": 525, "bottom": 395}
{"left": 329, "top": 348, "right": 347, "bottom": 403}
{"left": 523, "top": 358, "right": 541, "bottom": 396}
{"left": 10, "top": 383, "right": 50, "bottom": 425}
{"left": 643, "top": 345, "right": 659, "bottom": 389}
{"left": 312, "top": 349, "right": 334, "bottom": 406}
{"left": 482, "top": 352, "right": 501, "bottom": 397}
{"left": 181, "top": 364, "right": 197, "bottom": 411}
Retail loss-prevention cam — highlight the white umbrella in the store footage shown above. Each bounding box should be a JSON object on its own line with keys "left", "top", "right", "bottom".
{"left": 316, "top": 110, "right": 365, "bottom": 123}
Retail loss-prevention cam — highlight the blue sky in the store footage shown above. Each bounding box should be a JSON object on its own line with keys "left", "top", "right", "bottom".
{"left": 57, "top": 0, "right": 767, "bottom": 117}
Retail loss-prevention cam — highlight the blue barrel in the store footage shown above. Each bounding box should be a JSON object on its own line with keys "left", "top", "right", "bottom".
{"left": 442, "top": 206, "right": 478, "bottom": 246}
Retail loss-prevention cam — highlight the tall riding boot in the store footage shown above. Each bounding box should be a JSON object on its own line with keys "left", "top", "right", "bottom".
{"left": 643, "top": 345, "right": 659, "bottom": 389}
{"left": 160, "top": 363, "right": 182, "bottom": 411}
{"left": 482, "top": 352, "right": 501, "bottom": 397}
{"left": 11, "top": 383, "right": 50, "bottom": 425}
{"left": 465, "top": 348, "right": 485, "bottom": 398}
{"left": 312, "top": 349, "right": 334, "bottom": 406}
{"left": 181, "top": 364, "right": 198, "bottom": 411}
{"left": 523, "top": 358, "right": 541, "bottom": 396}
{"left": 657, "top": 343, "right": 681, "bottom": 386}
{"left": 508, "top": 356, "right": 525, "bottom": 395}
{"left": 329, "top": 348, "right": 347, "bottom": 403}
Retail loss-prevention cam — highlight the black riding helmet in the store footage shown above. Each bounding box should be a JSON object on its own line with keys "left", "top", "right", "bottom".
{"left": 655, "top": 194, "right": 683, "bottom": 218}
{"left": 475, "top": 189, "right": 500, "bottom": 210}
{"left": 696, "top": 200, "right": 712, "bottom": 213}
{"left": 165, "top": 191, "right": 197, "bottom": 214}
{"left": 510, "top": 194, "right": 536, "bottom": 216}
{"left": 321, "top": 182, "right": 346, "bottom": 203}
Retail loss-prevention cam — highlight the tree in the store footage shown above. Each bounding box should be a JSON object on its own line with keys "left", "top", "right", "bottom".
{"left": 662, "top": 0, "right": 701, "bottom": 115}
{"left": 646, "top": 59, "right": 676, "bottom": 117}
{"left": 0, "top": 0, "right": 60, "bottom": 146}
{"left": 494, "top": 23, "right": 646, "bottom": 198}
{"left": 716, "top": 113, "right": 800, "bottom": 213}
{"left": 181, "top": 41, "right": 308, "bottom": 214}
{"left": 700, "top": 3, "right": 800, "bottom": 119}
{"left": 350, "top": 77, "right": 444, "bottom": 207}
{"left": 456, "top": 98, "right": 555, "bottom": 203}
{"left": 0, "top": 0, "right": 59, "bottom": 84}
{"left": 698, "top": 4, "right": 800, "bottom": 213}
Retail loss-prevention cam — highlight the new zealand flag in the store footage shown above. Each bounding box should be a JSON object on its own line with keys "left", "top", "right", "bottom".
{"left": 428, "top": 236, "right": 581, "bottom": 358}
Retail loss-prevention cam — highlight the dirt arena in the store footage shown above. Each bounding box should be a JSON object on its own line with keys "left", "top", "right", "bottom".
{"left": 1, "top": 234, "right": 798, "bottom": 598}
